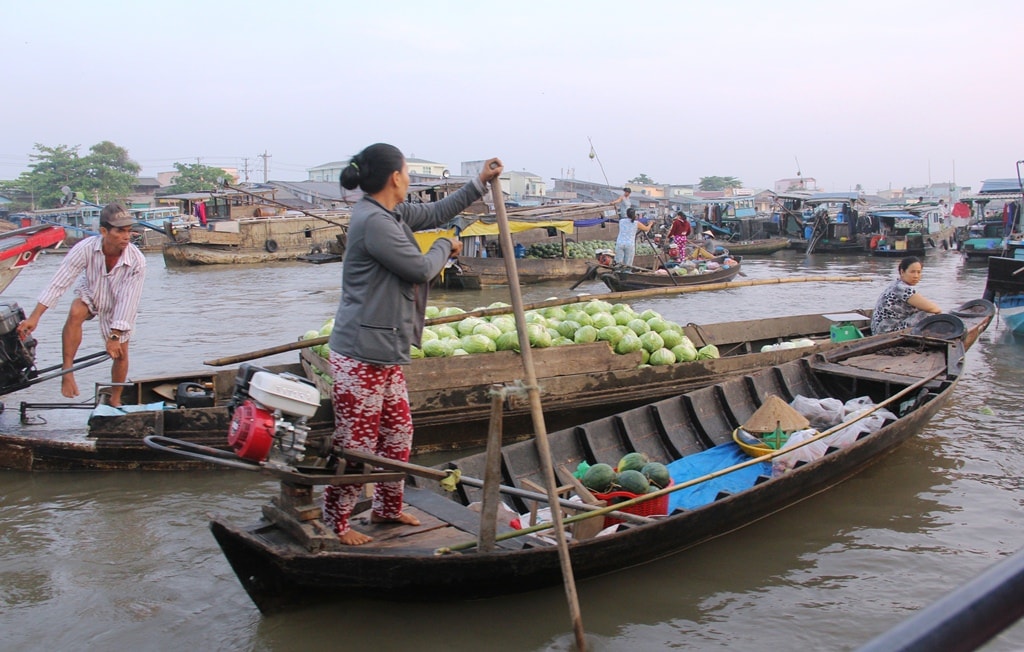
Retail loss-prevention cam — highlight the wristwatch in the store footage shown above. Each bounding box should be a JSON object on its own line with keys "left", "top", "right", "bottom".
{"left": 109, "top": 333, "right": 121, "bottom": 342}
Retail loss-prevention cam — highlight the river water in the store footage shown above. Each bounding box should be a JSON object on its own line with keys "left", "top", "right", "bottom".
{"left": 0, "top": 249, "right": 1021, "bottom": 651}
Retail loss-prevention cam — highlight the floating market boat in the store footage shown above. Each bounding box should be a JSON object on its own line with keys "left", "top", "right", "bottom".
{"left": 599, "top": 259, "right": 742, "bottom": 292}
{"left": 206, "top": 317, "right": 980, "bottom": 614}
{"left": 0, "top": 224, "right": 66, "bottom": 294}
{"left": 705, "top": 237, "right": 790, "bottom": 256}
{"left": 984, "top": 252, "right": 1024, "bottom": 334}
{"left": 159, "top": 186, "right": 349, "bottom": 266}
{"left": 0, "top": 299, "right": 994, "bottom": 472}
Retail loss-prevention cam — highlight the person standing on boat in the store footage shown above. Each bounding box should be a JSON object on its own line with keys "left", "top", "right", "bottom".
{"left": 667, "top": 211, "right": 692, "bottom": 254}
{"left": 870, "top": 256, "right": 942, "bottom": 334}
{"left": 323, "top": 143, "right": 504, "bottom": 546}
{"left": 615, "top": 207, "right": 651, "bottom": 268}
{"left": 16, "top": 203, "right": 145, "bottom": 407}
{"left": 610, "top": 186, "right": 632, "bottom": 220}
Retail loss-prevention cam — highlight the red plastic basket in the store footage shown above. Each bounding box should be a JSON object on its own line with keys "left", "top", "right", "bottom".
{"left": 592, "top": 480, "right": 673, "bottom": 527}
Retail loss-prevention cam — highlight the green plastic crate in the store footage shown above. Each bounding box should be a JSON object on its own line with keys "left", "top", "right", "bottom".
{"left": 830, "top": 323, "right": 864, "bottom": 343}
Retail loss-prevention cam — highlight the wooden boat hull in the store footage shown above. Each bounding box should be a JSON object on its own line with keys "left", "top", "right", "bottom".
{"left": 708, "top": 238, "right": 790, "bottom": 256}
{"left": 210, "top": 328, "right": 971, "bottom": 613}
{"left": 0, "top": 225, "right": 66, "bottom": 294}
{"left": 450, "top": 254, "right": 661, "bottom": 286}
{"left": 0, "top": 302, "right": 994, "bottom": 472}
{"left": 162, "top": 215, "right": 347, "bottom": 267}
{"left": 983, "top": 255, "right": 1024, "bottom": 334}
{"left": 600, "top": 262, "right": 741, "bottom": 292}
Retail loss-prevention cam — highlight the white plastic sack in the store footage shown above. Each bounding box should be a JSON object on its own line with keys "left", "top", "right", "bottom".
{"left": 791, "top": 395, "right": 844, "bottom": 428}
{"left": 772, "top": 428, "right": 828, "bottom": 474}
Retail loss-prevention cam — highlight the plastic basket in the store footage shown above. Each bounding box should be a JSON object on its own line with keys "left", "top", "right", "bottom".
{"left": 592, "top": 480, "right": 673, "bottom": 527}
{"left": 830, "top": 323, "right": 864, "bottom": 343}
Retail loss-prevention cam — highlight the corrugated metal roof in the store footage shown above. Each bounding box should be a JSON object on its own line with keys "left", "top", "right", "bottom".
{"left": 979, "top": 178, "right": 1023, "bottom": 194}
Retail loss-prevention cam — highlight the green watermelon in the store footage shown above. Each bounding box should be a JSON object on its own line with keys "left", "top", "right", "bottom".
{"left": 617, "top": 451, "right": 649, "bottom": 473}
{"left": 641, "top": 462, "right": 671, "bottom": 489}
{"left": 581, "top": 463, "right": 615, "bottom": 493}
{"left": 616, "top": 469, "right": 650, "bottom": 494}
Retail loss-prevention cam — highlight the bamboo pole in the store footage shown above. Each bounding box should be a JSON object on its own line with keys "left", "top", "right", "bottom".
{"left": 489, "top": 170, "right": 589, "bottom": 651}
{"left": 436, "top": 365, "right": 947, "bottom": 553}
{"left": 202, "top": 275, "right": 874, "bottom": 366}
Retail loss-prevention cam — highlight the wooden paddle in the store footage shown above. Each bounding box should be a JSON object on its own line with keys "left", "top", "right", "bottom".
{"left": 203, "top": 275, "right": 876, "bottom": 366}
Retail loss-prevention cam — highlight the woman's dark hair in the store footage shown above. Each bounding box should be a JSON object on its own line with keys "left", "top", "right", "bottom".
{"left": 340, "top": 143, "right": 405, "bottom": 194}
{"left": 626, "top": 207, "right": 636, "bottom": 220}
{"left": 898, "top": 256, "right": 922, "bottom": 273}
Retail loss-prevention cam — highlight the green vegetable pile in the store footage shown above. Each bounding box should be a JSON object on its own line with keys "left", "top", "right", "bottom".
{"left": 576, "top": 452, "right": 673, "bottom": 495}
{"left": 525, "top": 239, "right": 656, "bottom": 259}
{"left": 300, "top": 300, "right": 722, "bottom": 373}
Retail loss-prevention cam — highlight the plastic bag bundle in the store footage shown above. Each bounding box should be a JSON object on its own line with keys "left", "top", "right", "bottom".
{"left": 791, "top": 395, "right": 844, "bottom": 428}
{"left": 772, "top": 428, "right": 828, "bottom": 473}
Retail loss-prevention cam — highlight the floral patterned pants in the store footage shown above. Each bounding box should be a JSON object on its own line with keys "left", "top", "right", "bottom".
{"left": 321, "top": 352, "right": 414, "bottom": 536}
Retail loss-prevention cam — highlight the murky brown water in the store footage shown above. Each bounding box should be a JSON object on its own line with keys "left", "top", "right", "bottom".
{"left": 0, "top": 249, "right": 1021, "bottom": 651}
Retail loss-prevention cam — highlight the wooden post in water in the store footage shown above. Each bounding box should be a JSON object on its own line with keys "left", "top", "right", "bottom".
{"left": 488, "top": 169, "right": 588, "bottom": 651}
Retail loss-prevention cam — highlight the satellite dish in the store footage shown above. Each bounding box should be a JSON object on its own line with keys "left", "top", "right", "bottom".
{"left": 442, "top": 169, "right": 450, "bottom": 179}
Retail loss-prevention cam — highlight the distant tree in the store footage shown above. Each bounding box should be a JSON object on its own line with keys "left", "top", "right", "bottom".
{"left": 0, "top": 142, "right": 139, "bottom": 209}
{"left": 854, "top": 183, "right": 863, "bottom": 192}
{"left": 628, "top": 173, "right": 655, "bottom": 185}
{"left": 163, "top": 163, "right": 236, "bottom": 194}
{"left": 698, "top": 176, "right": 743, "bottom": 191}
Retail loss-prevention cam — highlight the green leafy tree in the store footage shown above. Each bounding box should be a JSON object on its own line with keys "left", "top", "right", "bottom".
{"left": 628, "top": 173, "right": 655, "bottom": 185}
{"left": 698, "top": 176, "right": 743, "bottom": 191}
{"left": 0, "top": 142, "right": 139, "bottom": 209}
{"left": 163, "top": 162, "right": 235, "bottom": 194}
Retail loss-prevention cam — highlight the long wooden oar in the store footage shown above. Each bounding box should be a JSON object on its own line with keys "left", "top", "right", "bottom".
{"left": 489, "top": 169, "right": 588, "bottom": 650}
{"left": 437, "top": 363, "right": 948, "bottom": 552}
{"left": 202, "top": 275, "right": 874, "bottom": 366}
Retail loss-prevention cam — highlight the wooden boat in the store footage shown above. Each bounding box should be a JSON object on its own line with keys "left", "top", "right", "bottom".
{"left": 983, "top": 252, "right": 1024, "bottom": 334}
{"left": 600, "top": 260, "right": 742, "bottom": 292}
{"left": 447, "top": 252, "right": 661, "bottom": 286}
{"left": 208, "top": 320, "right": 977, "bottom": 614}
{"left": 0, "top": 300, "right": 993, "bottom": 472}
{"left": 705, "top": 237, "right": 790, "bottom": 256}
{"left": 159, "top": 187, "right": 349, "bottom": 266}
{"left": 0, "top": 224, "right": 66, "bottom": 294}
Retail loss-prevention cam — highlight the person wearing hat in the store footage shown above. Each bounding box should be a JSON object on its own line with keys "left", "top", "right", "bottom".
{"left": 16, "top": 202, "right": 146, "bottom": 407}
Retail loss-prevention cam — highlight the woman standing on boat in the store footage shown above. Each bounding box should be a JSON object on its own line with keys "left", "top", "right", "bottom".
{"left": 615, "top": 207, "right": 651, "bottom": 267}
{"left": 871, "top": 256, "right": 942, "bottom": 334}
{"left": 324, "top": 143, "right": 503, "bottom": 546}
{"left": 667, "top": 211, "right": 692, "bottom": 254}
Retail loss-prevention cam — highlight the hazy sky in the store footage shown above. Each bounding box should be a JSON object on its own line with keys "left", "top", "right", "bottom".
{"left": 2, "top": 1, "right": 1021, "bottom": 194}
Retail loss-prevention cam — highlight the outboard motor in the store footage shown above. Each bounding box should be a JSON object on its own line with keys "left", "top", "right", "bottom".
{"left": 0, "top": 302, "right": 37, "bottom": 394}
{"left": 227, "top": 363, "right": 321, "bottom": 470}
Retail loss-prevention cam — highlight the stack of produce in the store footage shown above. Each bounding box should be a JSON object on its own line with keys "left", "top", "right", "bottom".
{"left": 575, "top": 452, "right": 673, "bottom": 526}
{"left": 299, "top": 300, "right": 722, "bottom": 386}
{"left": 525, "top": 240, "right": 656, "bottom": 259}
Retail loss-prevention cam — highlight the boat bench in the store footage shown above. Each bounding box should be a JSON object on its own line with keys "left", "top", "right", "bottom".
{"left": 808, "top": 360, "right": 944, "bottom": 391}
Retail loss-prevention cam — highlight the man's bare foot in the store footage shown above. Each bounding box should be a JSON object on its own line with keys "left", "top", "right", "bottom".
{"left": 338, "top": 529, "right": 373, "bottom": 546}
{"left": 371, "top": 512, "right": 421, "bottom": 526}
{"left": 61, "top": 374, "right": 79, "bottom": 399}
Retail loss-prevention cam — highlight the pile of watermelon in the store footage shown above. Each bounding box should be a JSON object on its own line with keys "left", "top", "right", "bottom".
{"left": 300, "top": 300, "right": 721, "bottom": 367}
{"left": 526, "top": 240, "right": 657, "bottom": 260}
{"left": 577, "top": 452, "right": 672, "bottom": 496}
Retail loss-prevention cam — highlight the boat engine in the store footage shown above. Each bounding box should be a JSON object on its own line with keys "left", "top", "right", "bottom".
{"left": 0, "top": 302, "right": 37, "bottom": 395}
{"left": 227, "top": 364, "right": 322, "bottom": 469}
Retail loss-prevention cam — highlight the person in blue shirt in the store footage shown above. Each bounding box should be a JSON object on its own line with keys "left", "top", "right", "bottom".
{"left": 615, "top": 207, "right": 651, "bottom": 267}
{"left": 610, "top": 187, "right": 632, "bottom": 219}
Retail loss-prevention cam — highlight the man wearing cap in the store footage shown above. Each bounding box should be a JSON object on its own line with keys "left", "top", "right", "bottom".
{"left": 17, "top": 202, "right": 146, "bottom": 407}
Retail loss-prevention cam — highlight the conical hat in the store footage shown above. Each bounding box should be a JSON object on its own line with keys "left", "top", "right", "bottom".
{"left": 742, "top": 395, "right": 809, "bottom": 434}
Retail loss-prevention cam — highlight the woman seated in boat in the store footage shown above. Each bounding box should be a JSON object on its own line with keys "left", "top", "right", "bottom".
{"left": 870, "top": 256, "right": 942, "bottom": 334}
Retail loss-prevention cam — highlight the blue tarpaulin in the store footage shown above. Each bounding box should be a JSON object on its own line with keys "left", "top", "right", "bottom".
{"left": 666, "top": 443, "right": 770, "bottom": 513}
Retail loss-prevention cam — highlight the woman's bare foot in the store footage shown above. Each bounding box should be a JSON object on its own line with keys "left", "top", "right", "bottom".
{"left": 61, "top": 374, "right": 79, "bottom": 399}
{"left": 338, "top": 529, "right": 373, "bottom": 546}
{"left": 371, "top": 512, "right": 421, "bottom": 526}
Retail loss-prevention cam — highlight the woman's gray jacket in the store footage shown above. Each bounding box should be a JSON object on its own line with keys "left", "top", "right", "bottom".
{"left": 328, "top": 178, "right": 485, "bottom": 365}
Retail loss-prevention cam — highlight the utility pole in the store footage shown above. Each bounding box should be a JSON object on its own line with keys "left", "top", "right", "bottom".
{"left": 241, "top": 157, "right": 250, "bottom": 183}
{"left": 258, "top": 150, "right": 271, "bottom": 183}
